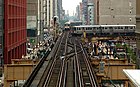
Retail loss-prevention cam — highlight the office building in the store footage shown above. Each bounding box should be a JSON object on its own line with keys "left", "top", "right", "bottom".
{"left": 82, "top": 0, "right": 88, "bottom": 24}
{"left": 94, "top": 0, "right": 136, "bottom": 25}
{"left": 87, "top": 2, "right": 94, "bottom": 25}
{"left": 4, "top": 0, "right": 27, "bottom": 64}
{"left": 76, "top": 5, "right": 80, "bottom": 21}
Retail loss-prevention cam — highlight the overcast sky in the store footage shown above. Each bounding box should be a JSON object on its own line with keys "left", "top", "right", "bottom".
{"left": 62, "top": 0, "right": 82, "bottom": 16}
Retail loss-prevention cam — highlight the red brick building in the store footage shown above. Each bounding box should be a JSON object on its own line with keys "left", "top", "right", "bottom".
{"left": 4, "top": 0, "right": 27, "bottom": 64}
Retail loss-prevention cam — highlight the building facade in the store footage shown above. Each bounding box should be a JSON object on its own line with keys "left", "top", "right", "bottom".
{"left": 87, "top": 3, "right": 94, "bottom": 25}
{"left": 82, "top": 0, "right": 88, "bottom": 24}
{"left": 27, "top": 0, "right": 45, "bottom": 47}
{"left": 136, "top": 0, "right": 140, "bottom": 68}
{"left": 27, "top": 0, "right": 38, "bottom": 47}
{"left": 76, "top": 5, "right": 80, "bottom": 21}
{"left": 38, "top": 0, "right": 45, "bottom": 41}
{"left": 93, "top": 0, "right": 98, "bottom": 24}
{"left": 46, "top": 0, "right": 54, "bottom": 27}
{"left": 4, "top": 0, "right": 27, "bottom": 64}
{"left": 0, "top": 0, "right": 3, "bottom": 65}
{"left": 57, "top": 0, "right": 63, "bottom": 21}
{"left": 94, "top": 0, "right": 136, "bottom": 25}
{"left": 79, "top": 2, "right": 83, "bottom": 21}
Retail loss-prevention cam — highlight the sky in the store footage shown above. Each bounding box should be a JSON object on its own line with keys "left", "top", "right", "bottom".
{"left": 62, "top": 0, "right": 82, "bottom": 16}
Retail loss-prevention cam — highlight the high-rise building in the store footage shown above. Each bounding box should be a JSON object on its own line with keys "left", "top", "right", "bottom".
{"left": 38, "top": 0, "right": 45, "bottom": 41}
{"left": 57, "top": 0, "right": 63, "bottom": 21}
{"left": 82, "top": 0, "right": 88, "bottom": 24}
{"left": 46, "top": 0, "right": 63, "bottom": 27}
{"left": 79, "top": 2, "right": 83, "bottom": 21}
{"left": 93, "top": 0, "right": 98, "bottom": 24}
{"left": 76, "top": 5, "right": 80, "bottom": 21}
{"left": 136, "top": 0, "right": 140, "bottom": 68}
{"left": 4, "top": 0, "right": 27, "bottom": 64}
{"left": 94, "top": 0, "right": 136, "bottom": 25}
{"left": 0, "top": 0, "right": 3, "bottom": 66}
{"left": 27, "top": 0, "right": 45, "bottom": 48}
{"left": 27, "top": 0, "right": 38, "bottom": 47}
{"left": 87, "top": 3, "right": 94, "bottom": 25}
{"left": 46, "top": 0, "right": 55, "bottom": 27}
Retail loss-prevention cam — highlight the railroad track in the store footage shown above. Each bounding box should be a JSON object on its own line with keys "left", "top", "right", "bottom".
{"left": 23, "top": 31, "right": 99, "bottom": 87}
{"left": 39, "top": 31, "right": 69, "bottom": 87}
{"left": 74, "top": 37, "right": 99, "bottom": 87}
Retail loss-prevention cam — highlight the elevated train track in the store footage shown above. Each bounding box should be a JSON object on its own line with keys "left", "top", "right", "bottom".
{"left": 23, "top": 31, "right": 99, "bottom": 87}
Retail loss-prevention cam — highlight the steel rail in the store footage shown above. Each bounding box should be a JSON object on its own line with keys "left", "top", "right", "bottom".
{"left": 73, "top": 48, "right": 78, "bottom": 87}
{"left": 23, "top": 40, "right": 55, "bottom": 87}
{"left": 42, "top": 32, "right": 67, "bottom": 87}
{"left": 79, "top": 41, "right": 99, "bottom": 87}
{"left": 57, "top": 32, "right": 69, "bottom": 87}
{"left": 74, "top": 38, "right": 84, "bottom": 87}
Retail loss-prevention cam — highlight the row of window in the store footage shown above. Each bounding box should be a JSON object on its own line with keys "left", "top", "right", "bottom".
{"left": 75, "top": 27, "right": 135, "bottom": 30}
{"left": 8, "top": 29, "right": 26, "bottom": 46}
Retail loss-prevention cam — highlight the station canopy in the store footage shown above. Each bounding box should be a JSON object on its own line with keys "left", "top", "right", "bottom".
{"left": 123, "top": 69, "right": 140, "bottom": 87}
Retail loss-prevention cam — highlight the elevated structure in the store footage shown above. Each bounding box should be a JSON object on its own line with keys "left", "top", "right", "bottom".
{"left": 92, "top": 59, "right": 135, "bottom": 86}
{"left": 4, "top": 64, "right": 35, "bottom": 87}
{"left": 123, "top": 69, "right": 140, "bottom": 87}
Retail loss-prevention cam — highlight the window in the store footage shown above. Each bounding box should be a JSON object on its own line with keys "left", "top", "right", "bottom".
{"left": 130, "top": 27, "right": 133, "bottom": 29}
{"left": 0, "top": 7, "right": 2, "bottom": 15}
{"left": 129, "top": 18, "right": 132, "bottom": 22}
{"left": 109, "top": 27, "right": 113, "bottom": 29}
{"left": 130, "top": 10, "right": 132, "bottom": 14}
{"left": 129, "top": 2, "right": 132, "bottom": 6}
{"left": 125, "top": 27, "right": 128, "bottom": 29}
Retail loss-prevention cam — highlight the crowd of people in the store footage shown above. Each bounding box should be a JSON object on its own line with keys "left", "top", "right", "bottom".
{"left": 88, "top": 40, "right": 126, "bottom": 59}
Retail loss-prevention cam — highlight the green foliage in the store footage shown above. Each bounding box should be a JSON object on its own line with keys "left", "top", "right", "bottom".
{"left": 116, "top": 43, "right": 122, "bottom": 48}
{"left": 126, "top": 46, "right": 136, "bottom": 63}
{"left": 115, "top": 43, "right": 136, "bottom": 63}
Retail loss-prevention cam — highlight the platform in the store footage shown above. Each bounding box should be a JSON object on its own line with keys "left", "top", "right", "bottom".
{"left": 123, "top": 69, "right": 140, "bottom": 87}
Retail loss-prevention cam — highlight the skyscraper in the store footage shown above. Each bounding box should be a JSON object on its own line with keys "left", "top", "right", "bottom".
{"left": 87, "top": 2, "right": 94, "bottom": 25}
{"left": 76, "top": 5, "right": 80, "bottom": 21}
{"left": 82, "top": 0, "right": 88, "bottom": 24}
{"left": 27, "top": 0, "right": 38, "bottom": 47}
